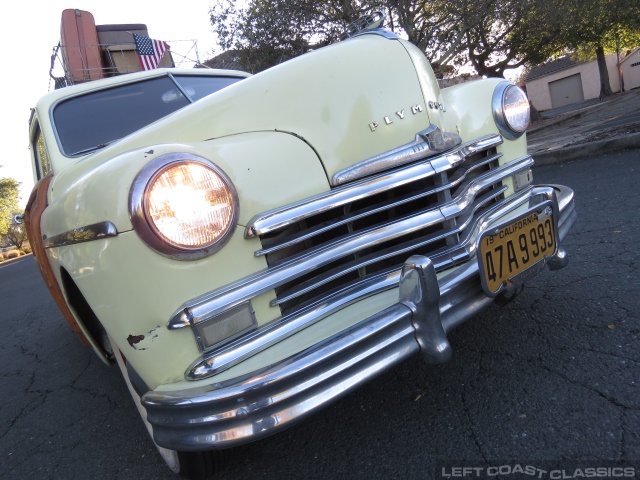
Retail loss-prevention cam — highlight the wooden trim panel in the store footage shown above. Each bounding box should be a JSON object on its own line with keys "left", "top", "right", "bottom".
{"left": 24, "top": 175, "right": 89, "bottom": 345}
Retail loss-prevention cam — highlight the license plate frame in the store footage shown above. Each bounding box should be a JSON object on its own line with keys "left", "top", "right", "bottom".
{"left": 478, "top": 202, "right": 558, "bottom": 296}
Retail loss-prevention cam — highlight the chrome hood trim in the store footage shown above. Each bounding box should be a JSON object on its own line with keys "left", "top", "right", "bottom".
{"left": 331, "top": 125, "right": 462, "bottom": 186}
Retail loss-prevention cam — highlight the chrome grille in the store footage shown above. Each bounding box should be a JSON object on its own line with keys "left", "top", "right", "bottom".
{"left": 249, "top": 134, "right": 519, "bottom": 315}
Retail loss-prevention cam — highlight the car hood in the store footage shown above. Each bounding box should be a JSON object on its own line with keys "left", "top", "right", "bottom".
{"left": 55, "top": 34, "right": 449, "bottom": 191}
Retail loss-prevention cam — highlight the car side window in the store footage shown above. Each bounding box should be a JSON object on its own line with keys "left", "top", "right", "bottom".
{"left": 32, "top": 121, "right": 51, "bottom": 180}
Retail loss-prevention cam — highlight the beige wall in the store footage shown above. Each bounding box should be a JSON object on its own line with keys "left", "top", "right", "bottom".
{"left": 526, "top": 53, "right": 622, "bottom": 111}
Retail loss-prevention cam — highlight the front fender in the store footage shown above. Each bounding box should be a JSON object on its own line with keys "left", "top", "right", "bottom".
{"left": 39, "top": 132, "right": 331, "bottom": 388}
{"left": 439, "top": 78, "right": 528, "bottom": 161}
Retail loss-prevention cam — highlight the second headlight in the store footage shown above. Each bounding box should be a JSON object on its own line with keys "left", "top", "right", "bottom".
{"left": 492, "top": 82, "right": 530, "bottom": 140}
{"left": 130, "top": 153, "right": 238, "bottom": 260}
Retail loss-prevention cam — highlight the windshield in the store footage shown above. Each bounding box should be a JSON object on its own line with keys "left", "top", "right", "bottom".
{"left": 53, "top": 74, "right": 243, "bottom": 156}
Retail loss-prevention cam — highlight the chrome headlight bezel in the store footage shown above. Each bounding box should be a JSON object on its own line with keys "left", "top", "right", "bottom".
{"left": 129, "top": 153, "right": 239, "bottom": 260}
{"left": 492, "top": 82, "right": 530, "bottom": 140}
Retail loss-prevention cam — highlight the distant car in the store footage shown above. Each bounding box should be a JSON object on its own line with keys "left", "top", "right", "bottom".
{"left": 25, "top": 16, "right": 576, "bottom": 479}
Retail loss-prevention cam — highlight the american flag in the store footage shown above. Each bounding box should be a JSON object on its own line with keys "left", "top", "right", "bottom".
{"left": 133, "top": 33, "right": 169, "bottom": 71}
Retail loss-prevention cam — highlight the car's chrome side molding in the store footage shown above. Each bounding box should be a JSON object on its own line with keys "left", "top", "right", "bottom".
{"left": 43, "top": 221, "right": 118, "bottom": 249}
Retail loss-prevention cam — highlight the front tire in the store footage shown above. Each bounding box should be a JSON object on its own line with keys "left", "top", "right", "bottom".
{"left": 109, "top": 336, "right": 236, "bottom": 479}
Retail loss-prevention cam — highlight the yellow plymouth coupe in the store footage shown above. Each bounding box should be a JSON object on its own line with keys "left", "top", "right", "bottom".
{"left": 24, "top": 15, "right": 576, "bottom": 479}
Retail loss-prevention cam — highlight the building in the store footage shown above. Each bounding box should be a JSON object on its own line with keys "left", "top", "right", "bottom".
{"left": 525, "top": 49, "right": 639, "bottom": 111}
{"left": 621, "top": 48, "right": 640, "bottom": 91}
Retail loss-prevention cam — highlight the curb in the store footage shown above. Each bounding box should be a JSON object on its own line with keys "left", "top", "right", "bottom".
{"left": 532, "top": 131, "right": 640, "bottom": 166}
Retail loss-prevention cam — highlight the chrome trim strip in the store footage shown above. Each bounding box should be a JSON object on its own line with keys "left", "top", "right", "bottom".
{"left": 331, "top": 126, "right": 462, "bottom": 186}
{"left": 43, "top": 221, "right": 118, "bottom": 248}
{"left": 244, "top": 134, "right": 502, "bottom": 239}
{"left": 182, "top": 181, "right": 564, "bottom": 379}
{"left": 169, "top": 155, "right": 531, "bottom": 330}
{"left": 254, "top": 152, "right": 502, "bottom": 257}
{"left": 186, "top": 269, "right": 400, "bottom": 379}
{"left": 346, "top": 28, "right": 400, "bottom": 41}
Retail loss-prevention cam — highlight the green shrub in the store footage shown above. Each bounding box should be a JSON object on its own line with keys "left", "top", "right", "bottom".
{"left": 22, "top": 246, "right": 32, "bottom": 254}
{"left": 6, "top": 250, "right": 21, "bottom": 259}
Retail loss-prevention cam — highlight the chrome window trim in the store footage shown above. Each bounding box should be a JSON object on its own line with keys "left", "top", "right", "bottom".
{"left": 43, "top": 221, "right": 118, "bottom": 248}
{"left": 169, "top": 154, "right": 533, "bottom": 331}
{"left": 128, "top": 153, "right": 239, "bottom": 261}
{"left": 167, "top": 72, "right": 194, "bottom": 103}
{"left": 245, "top": 134, "right": 503, "bottom": 239}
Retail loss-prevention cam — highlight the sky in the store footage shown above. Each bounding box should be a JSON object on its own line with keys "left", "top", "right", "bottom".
{"left": 1, "top": 2, "right": 220, "bottom": 207}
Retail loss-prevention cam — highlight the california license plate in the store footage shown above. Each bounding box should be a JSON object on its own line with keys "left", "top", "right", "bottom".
{"left": 479, "top": 205, "right": 557, "bottom": 295}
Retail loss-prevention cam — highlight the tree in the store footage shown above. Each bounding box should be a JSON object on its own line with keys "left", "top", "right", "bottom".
{"left": 208, "top": 0, "right": 570, "bottom": 78}
{"left": 3, "top": 215, "right": 28, "bottom": 249}
{"left": 208, "top": 0, "right": 639, "bottom": 82}
{"left": 0, "top": 176, "right": 20, "bottom": 236}
{"left": 558, "top": 0, "right": 640, "bottom": 97}
{"left": 459, "top": 0, "right": 567, "bottom": 77}
{"left": 208, "top": 0, "right": 479, "bottom": 73}
{"left": 209, "top": 0, "right": 368, "bottom": 73}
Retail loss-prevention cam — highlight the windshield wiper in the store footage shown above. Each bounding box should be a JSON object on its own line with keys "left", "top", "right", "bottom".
{"left": 69, "top": 141, "right": 115, "bottom": 156}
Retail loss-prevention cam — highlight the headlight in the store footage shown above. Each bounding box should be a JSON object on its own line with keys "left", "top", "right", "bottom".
{"left": 492, "top": 82, "right": 530, "bottom": 140}
{"left": 130, "top": 153, "right": 238, "bottom": 260}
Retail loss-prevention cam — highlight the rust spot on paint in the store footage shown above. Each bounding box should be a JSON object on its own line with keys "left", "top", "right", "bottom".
{"left": 127, "top": 334, "right": 145, "bottom": 347}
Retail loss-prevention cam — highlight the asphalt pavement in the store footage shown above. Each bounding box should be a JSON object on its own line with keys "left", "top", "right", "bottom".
{"left": 2, "top": 150, "right": 639, "bottom": 479}
{"left": 527, "top": 87, "right": 640, "bottom": 165}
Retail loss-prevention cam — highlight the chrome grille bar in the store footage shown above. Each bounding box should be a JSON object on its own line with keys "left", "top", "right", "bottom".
{"left": 271, "top": 185, "right": 508, "bottom": 307}
{"left": 245, "top": 134, "right": 503, "bottom": 238}
{"left": 271, "top": 157, "right": 533, "bottom": 306}
{"left": 255, "top": 152, "right": 503, "bottom": 258}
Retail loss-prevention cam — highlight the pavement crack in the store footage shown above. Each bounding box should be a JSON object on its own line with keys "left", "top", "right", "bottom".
{"left": 459, "top": 350, "right": 489, "bottom": 463}
{"left": 460, "top": 388, "right": 489, "bottom": 463}
{"left": 539, "top": 361, "right": 639, "bottom": 412}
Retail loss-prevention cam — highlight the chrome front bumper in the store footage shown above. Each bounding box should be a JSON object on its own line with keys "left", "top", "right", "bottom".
{"left": 142, "top": 184, "right": 576, "bottom": 451}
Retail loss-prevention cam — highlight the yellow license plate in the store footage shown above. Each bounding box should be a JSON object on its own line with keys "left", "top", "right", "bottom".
{"left": 479, "top": 206, "right": 557, "bottom": 295}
